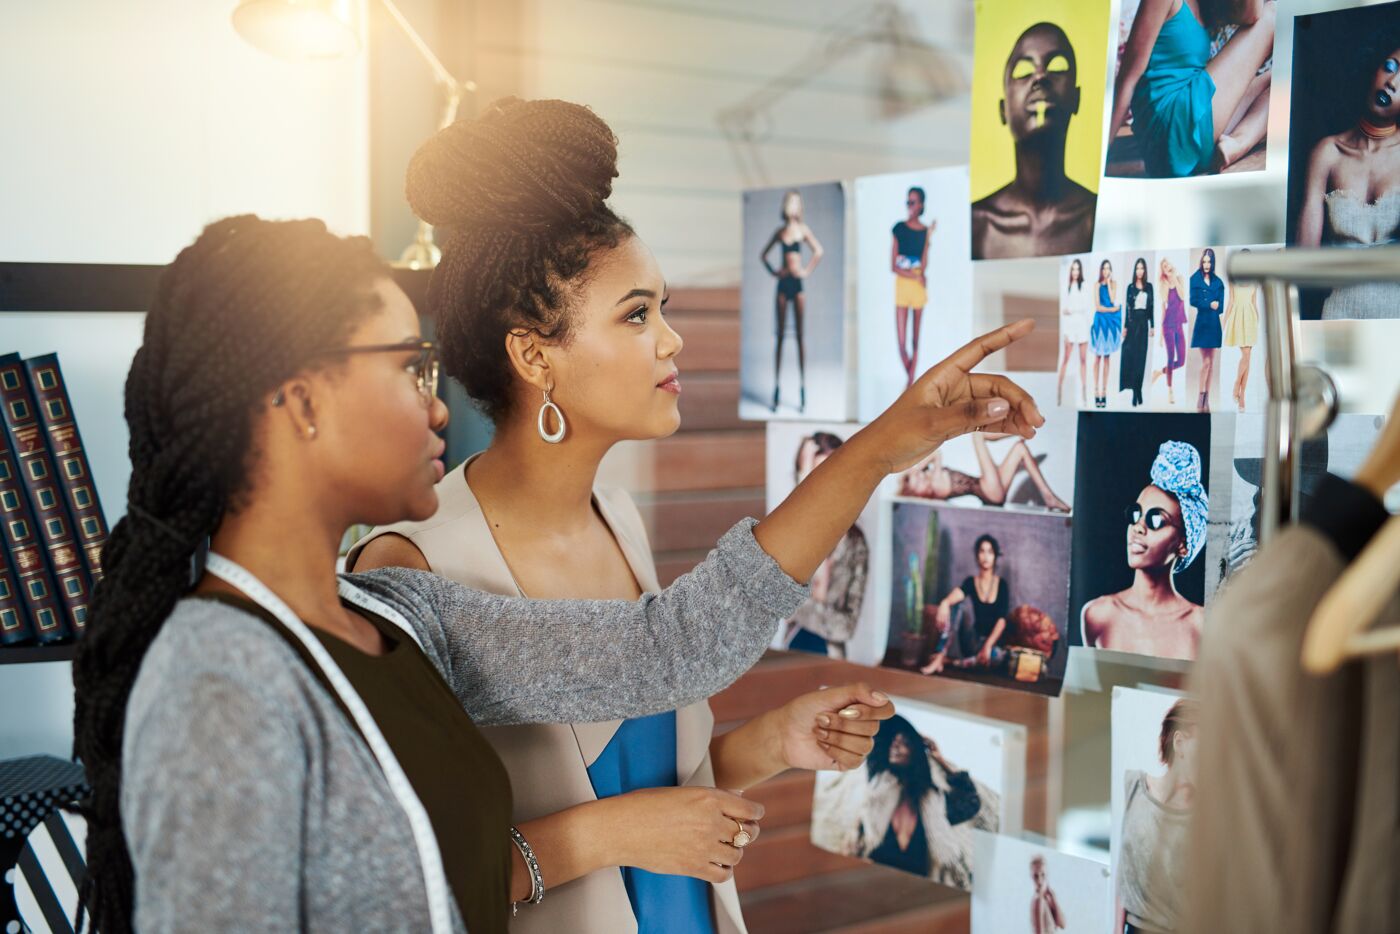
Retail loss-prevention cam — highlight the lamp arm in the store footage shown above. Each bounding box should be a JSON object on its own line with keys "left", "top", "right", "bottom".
{"left": 378, "top": 0, "right": 474, "bottom": 101}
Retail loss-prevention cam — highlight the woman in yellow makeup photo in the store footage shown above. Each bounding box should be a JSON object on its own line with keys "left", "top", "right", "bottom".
{"left": 346, "top": 97, "right": 1041, "bottom": 934}
{"left": 72, "top": 204, "right": 1043, "bottom": 933}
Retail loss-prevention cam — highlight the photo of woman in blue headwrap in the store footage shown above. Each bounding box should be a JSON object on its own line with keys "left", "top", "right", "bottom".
{"left": 1081, "top": 439, "right": 1209, "bottom": 660}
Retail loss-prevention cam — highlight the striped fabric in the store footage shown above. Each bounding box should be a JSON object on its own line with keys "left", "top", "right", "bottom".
{"left": 11, "top": 807, "right": 87, "bottom": 934}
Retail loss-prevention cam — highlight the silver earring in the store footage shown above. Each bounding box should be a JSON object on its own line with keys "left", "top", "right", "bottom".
{"left": 538, "top": 388, "right": 565, "bottom": 444}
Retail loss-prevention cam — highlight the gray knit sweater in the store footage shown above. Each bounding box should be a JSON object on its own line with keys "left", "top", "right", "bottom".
{"left": 122, "top": 519, "right": 805, "bottom": 933}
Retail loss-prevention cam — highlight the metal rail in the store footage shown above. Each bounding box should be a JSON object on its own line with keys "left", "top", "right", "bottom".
{"left": 1225, "top": 247, "right": 1400, "bottom": 540}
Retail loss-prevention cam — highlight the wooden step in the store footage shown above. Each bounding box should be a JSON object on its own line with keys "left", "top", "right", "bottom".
{"left": 738, "top": 863, "right": 965, "bottom": 934}
{"left": 744, "top": 769, "right": 815, "bottom": 833}
{"left": 670, "top": 314, "right": 741, "bottom": 370}
{"left": 733, "top": 824, "right": 858, "bottom": 892}
{"left": 635, "top": 490, "right": 765, "bottom": 552}
{"left": 676, "top": 373, "right": 747, "bottom": 431}
{"left": 665, "top": 287, "right": 740, "bottom": 316}
{"left": 640, "top": 431, "right": 765, "bottom": 493}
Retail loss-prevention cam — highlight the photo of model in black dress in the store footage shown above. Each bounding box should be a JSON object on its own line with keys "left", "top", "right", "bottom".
{"left": 1120, "top": 257, "right": 1155, "bottom": 408}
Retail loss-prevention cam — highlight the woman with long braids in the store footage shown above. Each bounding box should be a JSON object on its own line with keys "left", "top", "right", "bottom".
{"left": 760, "top": 189, "right": 823, "bottom": 412}
{"left": 73, "top": 214, "right": 1042, "bottom": 931}
{"left": 351, "top": 98, "right": 890, "bottom": 934}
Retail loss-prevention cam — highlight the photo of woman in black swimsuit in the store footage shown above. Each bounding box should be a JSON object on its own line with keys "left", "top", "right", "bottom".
{"left": 760, "top": 189, "right": 825, "bottom": 412}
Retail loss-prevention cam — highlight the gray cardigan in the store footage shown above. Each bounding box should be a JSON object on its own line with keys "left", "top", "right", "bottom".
{"left": 122, "top": 519, "right": 805, "bottom": 933}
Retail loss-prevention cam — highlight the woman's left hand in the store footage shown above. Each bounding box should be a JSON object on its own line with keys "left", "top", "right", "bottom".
{"left": 771, "top": 683, "right": 895, "bottom": 771}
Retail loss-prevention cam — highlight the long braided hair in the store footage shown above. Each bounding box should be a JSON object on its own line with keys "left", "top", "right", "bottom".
{"left": 405, "top": 97, "right": 633, "bottom": 421}
{"left": 71, "top": 216, "right": 388, "bottom": 933}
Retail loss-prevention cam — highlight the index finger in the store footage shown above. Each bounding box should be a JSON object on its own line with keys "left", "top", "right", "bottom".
{"left": 715, "top": 791, "right": 765, "bottom": 823}
{"left": 939, "top": 319, "right": 1035, "bottom": 374}
{"left": 970, "top": 373, "right": 1045, "bottom": 433}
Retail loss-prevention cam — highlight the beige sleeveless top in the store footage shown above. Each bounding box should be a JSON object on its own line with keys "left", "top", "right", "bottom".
{"left": 347, "top": 457, "right": 747, "bottom": 934}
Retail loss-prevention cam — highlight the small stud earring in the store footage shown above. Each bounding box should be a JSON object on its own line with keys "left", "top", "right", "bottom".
{"left": 306, "top": 424, "right": 318, "bottom": 440}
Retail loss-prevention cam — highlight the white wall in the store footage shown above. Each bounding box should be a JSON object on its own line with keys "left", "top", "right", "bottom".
{"left": 0, "top": 0, "right": 371, "bottom": 263}
{"left": 1, "top": 0, "right": 372, "bottom": 761}
{"left": 479, "top": 0, "right": 975, "bottom": 285}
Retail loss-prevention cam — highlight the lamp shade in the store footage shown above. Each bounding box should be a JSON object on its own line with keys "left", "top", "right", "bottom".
{"left": 232, "top": 0, "right": 362, "bottom": 60}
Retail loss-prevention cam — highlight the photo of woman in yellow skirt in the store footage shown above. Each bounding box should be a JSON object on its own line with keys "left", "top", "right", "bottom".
{"left": 893, "top": 186, "right": 933, "bottom": 386}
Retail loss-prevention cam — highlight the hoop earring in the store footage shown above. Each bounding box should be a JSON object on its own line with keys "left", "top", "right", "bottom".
{"left": 538, "top": 388, "right": 566, "bottom": 444}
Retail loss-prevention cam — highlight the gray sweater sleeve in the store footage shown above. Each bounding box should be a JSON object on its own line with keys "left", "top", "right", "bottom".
{"left": 123, "top": 672, "right": 308, "bottom": 933}
{"left": 346, "top": 518, "right": 807, "bottom": 726}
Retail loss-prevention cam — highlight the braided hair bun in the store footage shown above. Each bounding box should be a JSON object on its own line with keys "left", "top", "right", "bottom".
{"left": 407, "top": 97, "right": 619, "bottom": 231}
{"left": 405, "top": 98, "right": 634, "bottom": 420}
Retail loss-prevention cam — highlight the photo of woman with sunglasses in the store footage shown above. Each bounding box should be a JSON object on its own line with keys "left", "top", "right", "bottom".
{"left": 1073, "top": 419, "right": 1211, "bottom": 661}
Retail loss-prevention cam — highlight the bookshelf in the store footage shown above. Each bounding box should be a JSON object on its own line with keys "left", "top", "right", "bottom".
{"left": 1, "top": 262, "right": 437, "bottom": 666}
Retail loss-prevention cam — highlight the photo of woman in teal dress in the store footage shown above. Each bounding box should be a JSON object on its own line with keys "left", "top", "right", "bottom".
{"left": 1106, "top": 0, "right": 1277, "bottom": 178}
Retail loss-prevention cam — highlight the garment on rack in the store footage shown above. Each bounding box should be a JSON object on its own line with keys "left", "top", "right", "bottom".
{"left": 1184, "top": 474, "right": 1400, "bottom": 933}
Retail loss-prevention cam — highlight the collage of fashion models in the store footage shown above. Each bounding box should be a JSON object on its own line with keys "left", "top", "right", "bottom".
{"left": 739, "top": 0, "right": 1400, "bottom": 924}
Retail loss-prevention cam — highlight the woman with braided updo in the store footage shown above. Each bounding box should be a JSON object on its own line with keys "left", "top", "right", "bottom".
{"left": 74, "top": 210, "right": 1043, "bottom": 932}
{"left": 354, "top": 97, "right": 892, "bottom": 934}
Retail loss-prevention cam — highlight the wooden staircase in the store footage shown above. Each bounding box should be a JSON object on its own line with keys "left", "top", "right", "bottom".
{"left": 620, "top": 289, "right": 1053, "bottom": 933}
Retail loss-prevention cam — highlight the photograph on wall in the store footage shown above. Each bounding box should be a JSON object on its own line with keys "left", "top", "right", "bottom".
{"left": 973, "top": 257, "right": 1062, "bottom": 371}
{"left": 740, "top": 181, "right": 847, "bottom": 420}
{"left": 856, "top": 166, "right": 974, "bottom": 421}
{"left": 1111, "top": 687, "right": 1197, "bottom": 934}
{"left": 765, "top": 421, "right": 886, "bottom": 666}
{"left": 968, "top": 0, "right": 1110, "bottom": 259}
{"left": 811, "top": 697, "right": 1025, "bottom": 891}
{"left": 1105, "top": 0, "right": 1276, "bottom": 178}
{"left": 1286, "top": 1, "right": 1400, "bottom": 319}
{"left": 895, "top": 373, "right": 1076, "bottom": 513}
{"left": 1070, "top": 412, "right": 1212, "bottom": 662}
{"left": 972, "top": 831, "right": 1111, "bottom": 934}
{"left": 883, "top": 500, "right": 1072, "bottom": 696}
{"left": 1206, "top": 412, "right": 1385, "bottom": 595}
{"left": 1064, "top": 246, "right": 1268, "bottom": 413}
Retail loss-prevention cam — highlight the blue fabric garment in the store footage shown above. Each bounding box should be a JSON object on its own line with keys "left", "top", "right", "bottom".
{"left": 1131, "top": 0, "right": 1217, "bottom": 177}
{"left": 1091, "top": 283, "right": 1124, "bottom": 356}
{"left": 1189, "top": 270, "right": 1225, "bottom": 348}
{"left": 587, "top": 712, "right": 716, "bottom": 934}
{"left": 788, "top": 626, "right": 830, "bottom": 655}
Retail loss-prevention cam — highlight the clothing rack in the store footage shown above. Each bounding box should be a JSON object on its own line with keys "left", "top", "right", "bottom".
{"left": 1225, "top": 246, "right": 1400, "bottom": 541}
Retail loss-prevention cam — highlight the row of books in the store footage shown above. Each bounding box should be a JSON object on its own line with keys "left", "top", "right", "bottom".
{"left": 0, "top": 352, "right": 108, "bottom": 648}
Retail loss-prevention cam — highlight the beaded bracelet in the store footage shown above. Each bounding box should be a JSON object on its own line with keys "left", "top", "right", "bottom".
{"left": 509, "top": 825, "right": 545, "bottom": 915}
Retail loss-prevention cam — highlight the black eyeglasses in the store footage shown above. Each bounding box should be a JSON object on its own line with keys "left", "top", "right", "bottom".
{"left": 273, "top": 340, "right": 440, "bottom": 406}
{"left": 1124, "top": 503, "right": 1177, "bottom": 532}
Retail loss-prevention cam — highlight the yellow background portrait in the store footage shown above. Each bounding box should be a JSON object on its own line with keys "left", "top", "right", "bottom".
{"left": 969, "top": 0, "right": 1112, "bottom": 202}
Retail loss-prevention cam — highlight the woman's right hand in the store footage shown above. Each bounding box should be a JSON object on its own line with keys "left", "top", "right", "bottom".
{"left": 856, "top": 320, "right": 1043, "bottom": 475}
{"left": 754, "top": 321, "right": 1042, "bottom": 584}
{"left": 605, "top": 786, "right": 763, "bottom": 883}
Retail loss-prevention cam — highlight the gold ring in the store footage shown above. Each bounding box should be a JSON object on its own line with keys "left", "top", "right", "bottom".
{"left": 731, "top": 819, "right": 752, "bottom": 849}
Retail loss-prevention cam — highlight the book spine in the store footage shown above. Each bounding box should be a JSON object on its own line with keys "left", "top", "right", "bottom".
{"left": 0, "top": 523, "right": 35, "bottom": 646}
{"left": 0, "top": 432, "right": 68, "bottom": 644}
{"left": 25, "top": 354, "right": 109, "bottom": 582}
{"left": 0, "top": 354, "right": 85, "bottom": 640}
